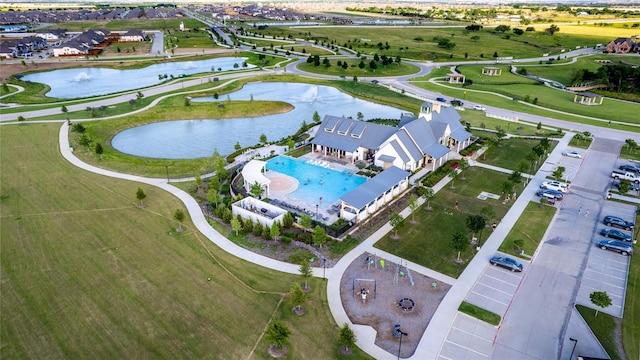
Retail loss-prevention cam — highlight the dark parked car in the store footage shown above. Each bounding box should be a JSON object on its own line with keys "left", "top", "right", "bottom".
{"left": 536, "top": 189, "right": 564, "bottom": 200}
{"left": 489, "top": 256, "right": 523, "bottom": 272}
{"left": 600, "top": 228, "right": 633, "bottom": 242}
{"left": 603, "top": 215, "right": 634, "bottom": 230}
{"left": 619, "top": 164, "right": 640, "bottom": 173}
{"left": 436, "top": 97, "right": 447, "bottom": 102}
{"left": 597, "top": 239, "right": 634, "bottom": 256}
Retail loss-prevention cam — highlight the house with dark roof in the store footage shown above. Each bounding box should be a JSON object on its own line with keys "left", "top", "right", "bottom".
{"left": 120, "top": 29, "right": 145, "bottom": 42}
{"left": 606, "top": 37, "right": 638, "bottom": 53}
{"left": 311, "top": 101, "right": 472, "bottom": 173}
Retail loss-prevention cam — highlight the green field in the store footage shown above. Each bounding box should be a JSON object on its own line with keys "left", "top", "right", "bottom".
{"left": 0, "top": 123, "right": 371, "bottom": 360}
{"left": 376, "top": 167, "right": 513, "bottom": 278}
{"left": 479, "top": 138, "right": 557, "bottom": 173}
{"left": 297, "top": 59, "right": 419, "bottom": 77}
{"left": 498, "top": 201, "right": 557, "bottom": 258}
{"left": 249, "top": 25, "right": 616, "bottom": 61}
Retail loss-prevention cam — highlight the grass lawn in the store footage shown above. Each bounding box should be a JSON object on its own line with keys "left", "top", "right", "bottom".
{"left": 297, "top": 60, "right": 420, "bottom": 77}
{"left": 458, "top": 302, "right": 501, "bottom": 326}
{"left": 568, "top": 134, "right": 594, "bottom": 149}
{"left": 376, "top": 167, "right": 514, "bottom": 278}
{"left": 623, "top": 225, "right": 639, "bottom": 360}
{"left": 576, "top": 305, "right": 623, "bottom": 360}
{"left": 478, "top": 137, "right": 557, "bottom": 173}
{"left": 498, "top": 201, "right": 557, "bottom": 259}
{"left": 248, "top": 25, "right": 615, "bottom": 62}
{"left": 461, "top": 111, "right": 563, "bottom": 137}
{"left": 620, "top": 146, "right": 640, "bottom": 162}
{"left": 0, "top": 123, "right": 372, "bottom": 360}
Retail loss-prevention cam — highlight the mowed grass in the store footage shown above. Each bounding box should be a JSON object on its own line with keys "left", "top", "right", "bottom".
{"left": 252, "top": 25, "right": 615, "bottom": 61}
{"left": 458, "top": 302, "right": 501, "bottom": 326}
{"left": 498, "top": 201, "right": 557, "bottom": 259}
{"left": 0, "top": 123, "right": 371, "bottom": 359}
{"left": 376, "top": 167, "right": 513, "bottom": 278}
{"left": 623, "top": 227, "right": 640, "bottom": 360}
{"left": 297, "top": 60, "right": 419, "bottom": 77}
{"left": 480, "top": 138, "right": 557, "bottom": 172}
{"left": 576, "top": 305, "right": 624, "bottom": 360}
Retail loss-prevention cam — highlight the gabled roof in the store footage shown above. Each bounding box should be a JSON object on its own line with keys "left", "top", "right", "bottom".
{"left": 394, "top": 130, "right": 422, "bottom": 162}
{"left": 389, "top": 139, "right": 410, "bottom": 163}
{"left": 340, "top": 166, "right": 410, "bottom": 210}
{"left": 311, "top": 116, "right": 396, "bottom": 152}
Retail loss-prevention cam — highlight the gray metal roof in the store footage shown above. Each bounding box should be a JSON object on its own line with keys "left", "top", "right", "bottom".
{"left": 402, "top": 118, "right": 437, "bottom": 154}
{"left": 378, "top": 154, "right": 396, "bottom": 163}
{"left": 394, "top": 130, "right": 422, "bottom": 162}
{"left": 311, "top": 115, "right": 396, "bottom": 153}
{"left": 424, "top": 143, "right": 450, "bottom": 158}
{"left": 389, "top": 140, "right": 410, "bottom": 163}
{"left": 340, "top": 166, "right": 410, "bottom": 210}
{"left": 451, "top": 127, "right": 472, "bottom": 142}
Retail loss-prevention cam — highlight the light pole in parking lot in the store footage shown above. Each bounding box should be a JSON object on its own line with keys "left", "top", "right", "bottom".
{"left": 569, "top": 338, "right": 578, "bottom": 359}
{"left": 397, "top": 329, "right": 408, "bottom": 360}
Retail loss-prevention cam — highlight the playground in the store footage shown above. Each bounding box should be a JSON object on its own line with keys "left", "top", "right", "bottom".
{"left": 340, "top": 252, "right": 451, "bottom": 358}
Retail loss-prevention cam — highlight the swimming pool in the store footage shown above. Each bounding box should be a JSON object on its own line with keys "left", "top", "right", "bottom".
{"left": 266, "top": 156, "right": 367, "bottom": 208}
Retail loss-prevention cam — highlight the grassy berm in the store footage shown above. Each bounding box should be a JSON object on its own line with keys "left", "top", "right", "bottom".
{"left": 0, "top": 123, "right": 370, "bottom": 360}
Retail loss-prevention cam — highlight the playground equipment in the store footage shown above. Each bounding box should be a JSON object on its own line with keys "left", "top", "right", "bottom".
{"left": 398, "top": 298, "right": 415, "bottom": 312}
{"left": 352, "top": 278, "right": 376, "bottom": 302}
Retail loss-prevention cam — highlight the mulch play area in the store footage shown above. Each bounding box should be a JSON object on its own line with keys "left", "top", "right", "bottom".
{"left": 340, "top": 252, "right": 451, "bottom": 358}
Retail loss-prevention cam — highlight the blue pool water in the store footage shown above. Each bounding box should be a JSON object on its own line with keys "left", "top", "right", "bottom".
{"left": 266, "top": 156, "right": 366, "bottom": 208}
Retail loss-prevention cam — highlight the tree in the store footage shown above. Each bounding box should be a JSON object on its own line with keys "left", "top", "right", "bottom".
{"left": 466, "top": 215, "right": 486, "bottom": 241}
{"left": 448, "top": 168, "right": 458, "bottom": 188}
{"left": 312, "top": 111, "right": 321, "bottom": 123}
{"left": 589, "top": 291, "right": 612, "bottom": 317}
{"left": 299, "top": 214, "right": 312, "bottom": 233}
{"left": 390, "top": 212, "right": 404, "bottom": 238}
{"left": 174, "top": 209, "right": 185, "bottom": 231}
{"left": 299, "top": 259, "right": 313, "bottom": 290}
{"left": 286, "top": 138, "right": 295, "bottom": 151}
{"left": 539, "top": 137, "right": 551, "bottom": 156}
{"left": 495, "top": 129, "right": 507, "bottom": 145}
{"left": 17, "top": 116, "right": 25, "bottom": 122}
{"left": 458, "top": 158, "right": 469, "bottom": 180}
{"left": 195, "top": 173, "right": 202, "bottom": 188}
{"left": 265, "top": 319, "right": 290, "bottom": 352}
{"left": 618, "top": 179, "right": 631, "bottom": 195}
{"left": 338, "top": 323, "right": 357, "bottom": 353}
{"left": 259, "top": 133, "right": 267, "bottom": 144}
{"left": 282, "top": 212, "right": 294, "bottom": 228}
{"left": 312, "top": 225, "right": 327, "bottom": 249}
{"left": 136, "top": 91, "right": 144, "bottom": 102}
{"left": 136, "top": 187, "right": 147, "bottom": 207}
{"left": 211, "top": 149, "right": 228, "bottom": 181}
{"left": 451, "top": 230, "right": 468, "bottom": 262}
{"left": 234, "top": 141, "right": 242, "bottom": 151}
{"left": 409, "top": 187, "right": 429, "bottom": 211}
{"left": 544, "top": 24, "right": 560, "bottom": 35}
{"left": 290, "top": 282, "right": 307, "bottom": 314}
{"left": 184, "top": 97, "right": 191, "bottom": 107}
{"left": 495, "top": 25, "right": 511, "bottom": 32}
{"left": 552, "top": 166, "right": 566, "bottom": 181}
{"left": 61, "top": 105, "right": 68, "bottom": 118}
{"left": 231, "top": 217, "right": 242, "bottom": 236}
{"left": 470, "top": 35, "right": 480, "bottom": 42}
{"left": 357, "top": 112, "right": 364, "bottom": 121}
{"left": 270, "top": 222, "right": 281, "bottom": 241}
{"left": 408, "top": 194, "right": 419, "bottom": 223}
{"left": 94, "top": 142, "right": 103, "bottom": 155}
{"left": 501, "top": 181, "right": 514, "bottom": 198}
{"left": 625, "top": 138, "right": 638, "bottom": 154}
{"left": 249, "top": 181, "right": 265, "bottom": 199}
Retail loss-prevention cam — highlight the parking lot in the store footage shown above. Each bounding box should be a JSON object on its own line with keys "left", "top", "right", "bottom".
{"left": 437, "top": 312, "right": 496, "bottom": 360}
{"left": 464, "top": 256, "right": 525, "bottom": 317}
{"left": 575, "top": 204, "right": 635, "bottom": 318}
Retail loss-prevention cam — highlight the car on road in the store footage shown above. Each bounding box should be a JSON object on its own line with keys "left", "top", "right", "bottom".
{"left": 540, "top": 181, "right": 569, "bottom": 193}
{"left": 619, "top": 164, "right": 640, "bottom": 173}
{"left": 603, "top": 215, "right": 634, "bottom": 230}
{"left": 600, "top": 228, "right": 633, "bottom": 242}
{"left": 562, "top": 150, "right": 582, "bottom": 159}
{"left": 473, "top": 105, "right": 486, "bottom": 111}
{"left": 535, "top": 189, "right": 564, "bottom": 200}
{"left": 436, "top": 97, "right": 447, "bottom": 103}
{"left": 597, "top": 239, "right": 634, "bottom": 256}
{"left": 489, "top": 256, "right": 524, "bottom": 272}
{"left": 451, "top": 99, "right": 463, "bottom": 106}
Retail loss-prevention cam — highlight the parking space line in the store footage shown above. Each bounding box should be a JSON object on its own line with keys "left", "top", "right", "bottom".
{"left": 584, "top": 268, "right": 627, "bottom": 280}
{"left": 469, "top": 290, "right": 510, "bottom": 306}
{"left": 480, "top": 273, "right": 519, "bottom": 287}
{"left": 580, "top": 284, "right": 624, "bottom": 300}
{"left": 443, "top": 339, "right": 491, "bottom": 358}
{"left": 486, "top": 267, "right": 523, "bottom": 280}
{"left": 475, "top": 281, "right": 516, "bottom": 296}
{"left": 582, "top": 275, "right": 626, "bottom": 288}
{"left": 438, "top": 355, "right": 454, "bottom": 360}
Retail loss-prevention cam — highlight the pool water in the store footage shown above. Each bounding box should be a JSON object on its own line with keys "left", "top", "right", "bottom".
{"left": 266, "top": 156, "right": 366, "bottom": 208}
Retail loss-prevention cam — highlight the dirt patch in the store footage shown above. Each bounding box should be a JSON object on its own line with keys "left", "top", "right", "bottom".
{"left": 340, "top": 252, "right": 451, "bottom": 358}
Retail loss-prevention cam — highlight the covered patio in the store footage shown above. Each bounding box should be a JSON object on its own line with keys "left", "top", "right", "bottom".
{"left": 241, "top": 160, "right": 270, "bottom": 198}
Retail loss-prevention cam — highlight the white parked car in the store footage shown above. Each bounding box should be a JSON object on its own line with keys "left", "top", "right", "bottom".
{"left": 473, "top": 105, "right": 486, "bottom": 111}
{"left": 540, "top": 181, "right": 569, "bottom": 193}
{"left": 562, "top": 150, "right": 582, "bottom": 159}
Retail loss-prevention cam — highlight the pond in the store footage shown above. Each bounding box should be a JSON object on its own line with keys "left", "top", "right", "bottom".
{"left": 21, "top": 57, "right": 253, "bottom": 98}
{"left": 111, "top": 82, "right": 406, "bottom": 159}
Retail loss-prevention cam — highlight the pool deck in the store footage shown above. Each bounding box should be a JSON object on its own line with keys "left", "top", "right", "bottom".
{"left": 265, "top": 152, "right": 362, "bottom": 225}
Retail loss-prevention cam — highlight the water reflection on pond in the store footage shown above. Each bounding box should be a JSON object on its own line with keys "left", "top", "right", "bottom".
{"left": 111, "top": 82, "right": 406, "bottom": 159}
{"left": 21, "top": 57, "right": 252, "bottom": 98}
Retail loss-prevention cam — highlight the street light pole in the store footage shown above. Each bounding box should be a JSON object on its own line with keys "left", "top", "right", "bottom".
{"left": 569, "top": 338, "right": 578, "bottom": 360}
{"left": 397, "top": 329, "right": 408, "bottom": 360}
{"left": 323, "top": 258, "right": 326, "bottom": 279}
{"left": 165, "top": 165, "right": 169, "bottom": 183}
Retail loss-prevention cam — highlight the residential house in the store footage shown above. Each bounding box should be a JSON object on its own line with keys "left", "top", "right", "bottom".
{"left": 606, "top": 37, "right": 638, "bottom": 53}
{"left": 119, "top": 29, "right": 145, "bottom": 42}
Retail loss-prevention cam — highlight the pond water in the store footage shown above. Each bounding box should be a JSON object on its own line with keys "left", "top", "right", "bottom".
{"left": 21, "top": 57, "right": 253, "bottom": 98}
{"left": 111, "top": 82, "right": 405, "bottom": 159}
